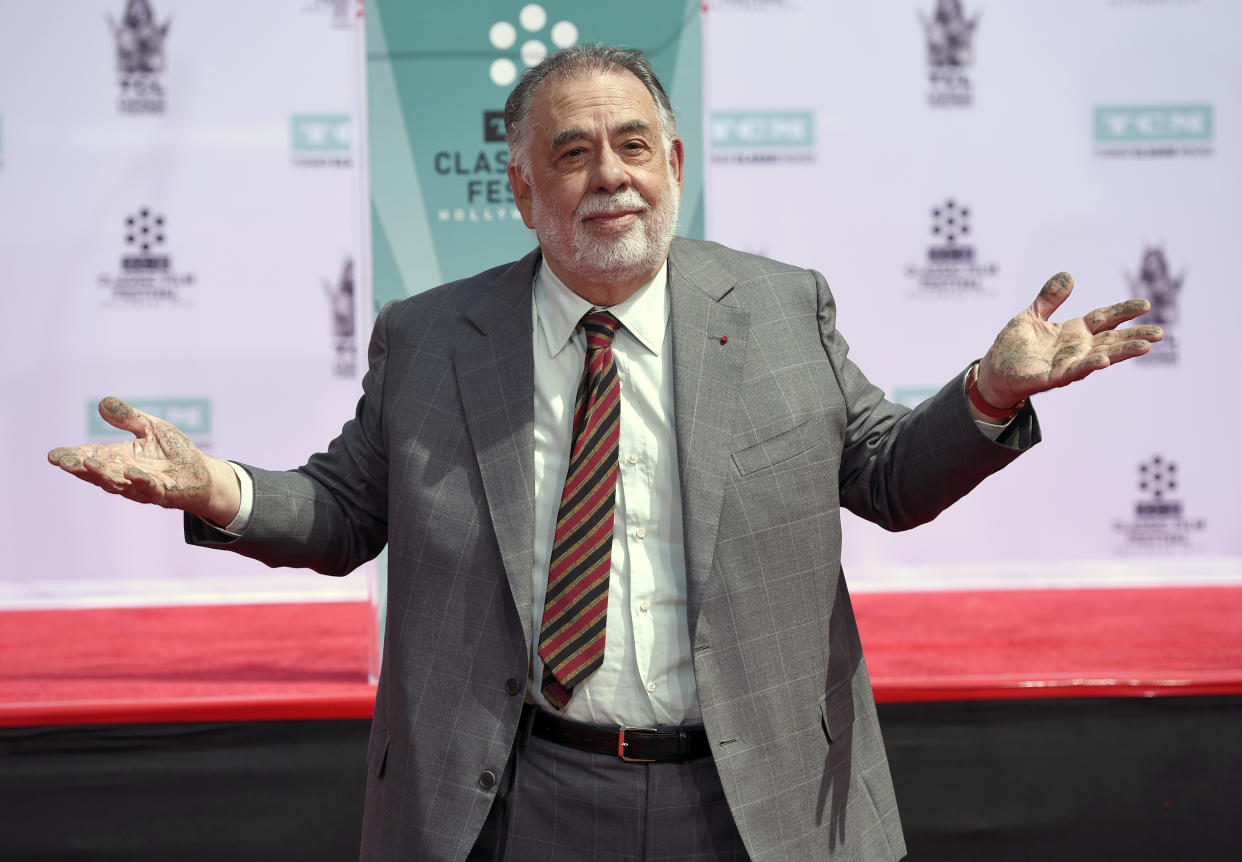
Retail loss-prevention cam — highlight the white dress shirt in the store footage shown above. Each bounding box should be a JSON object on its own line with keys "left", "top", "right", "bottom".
{"left": 528, "top": 261, "right": 699, "bottom": 726}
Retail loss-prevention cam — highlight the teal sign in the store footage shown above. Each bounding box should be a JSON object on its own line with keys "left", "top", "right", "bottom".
{"left": 366, "top": 1, "right": 704, "bottom": 306}
{"left": 710, "top": 111, "right": 815, "bottom": 149}
{"left": 291, "top": 114, "right": 353, "bottom": 152}
{"left": 1094, "top": 105, "right": 1213, "bottom": 142}
{"left": 88, "top": 398, "right": 212, "bottom": 438}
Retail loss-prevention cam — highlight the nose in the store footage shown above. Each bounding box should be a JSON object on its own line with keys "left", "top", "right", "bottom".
{"left": 592, "top": 146, "right": 629, "bottom": 195}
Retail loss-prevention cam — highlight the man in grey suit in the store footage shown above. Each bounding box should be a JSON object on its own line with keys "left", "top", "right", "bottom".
{"left": 49, "top": 45, "right": 1162, "bottom": 861}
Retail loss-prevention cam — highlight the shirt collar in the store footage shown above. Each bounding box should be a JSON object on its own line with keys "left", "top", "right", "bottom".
{"left": 534, "top": 259, "right": 669, "bottom": 359}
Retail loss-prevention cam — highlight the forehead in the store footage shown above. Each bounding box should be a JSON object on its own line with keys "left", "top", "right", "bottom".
{"left": 529, "top": 69, "right": 658, "bottom": 140}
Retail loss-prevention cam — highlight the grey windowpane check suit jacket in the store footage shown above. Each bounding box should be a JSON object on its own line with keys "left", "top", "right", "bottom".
{"left": 187, "top": 236, "right": 1039, "bottom": 860}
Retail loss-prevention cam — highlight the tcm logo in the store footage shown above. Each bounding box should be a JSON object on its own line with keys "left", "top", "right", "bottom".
{"left": 88, "top": 399, "right": 212, "bottom": 438}
{"left": 483, "top": 111, "right": 507, "bottom": 143}
{"left": 291, "top": 114, "right": 352, "bottom": 152}
{"left": 1094, "top": 105, "right": 1213, "bottom": 142}
{"left": 710, "top": 112, "right": 815, "bottom": 148}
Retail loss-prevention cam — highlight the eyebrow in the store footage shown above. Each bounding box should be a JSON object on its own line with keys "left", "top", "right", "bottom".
{"left": 550, "top": 120, "right": 653, "bottom": 151}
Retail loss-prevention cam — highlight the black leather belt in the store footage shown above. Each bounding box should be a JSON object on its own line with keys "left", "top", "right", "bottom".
{"left": 527, "top": 706, "right": 710, "bottom": 763}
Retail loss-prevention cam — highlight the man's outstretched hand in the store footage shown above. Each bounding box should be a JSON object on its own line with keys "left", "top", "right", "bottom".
{"left": 975, "top": 272, "right": 1164, "bottom": 411}
{"left": 47, "top": 397, "right": 241, "bottom": 526}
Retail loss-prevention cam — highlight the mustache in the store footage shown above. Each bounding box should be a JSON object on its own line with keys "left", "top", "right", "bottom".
{"left": 575, "top": 190, "right": 650, "bottom": 219}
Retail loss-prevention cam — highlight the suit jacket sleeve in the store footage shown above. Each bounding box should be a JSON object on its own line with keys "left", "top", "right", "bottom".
{"left": 184, "top": 303, "right": 394, "bottom": 574}
{"left": 814, "top": 269, "right": 1040, "bottom": 531}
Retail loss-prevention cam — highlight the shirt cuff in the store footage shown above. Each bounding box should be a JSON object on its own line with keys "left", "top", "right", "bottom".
{"left": 974, "top": 417, "right": 1009, "bottom": 440}
{"left": 213, "top": 460, "right": 254, "bottom": 535}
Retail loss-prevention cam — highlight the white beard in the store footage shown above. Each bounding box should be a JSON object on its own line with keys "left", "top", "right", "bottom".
{"left": 531, "top": 161, "right": 680, "bottom": 288}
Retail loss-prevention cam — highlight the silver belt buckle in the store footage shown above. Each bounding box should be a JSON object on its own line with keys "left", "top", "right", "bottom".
{"left": 617, "top": 725, "right": 658, "bottom": 762}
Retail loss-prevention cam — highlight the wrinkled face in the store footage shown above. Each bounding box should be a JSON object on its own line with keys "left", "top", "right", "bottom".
{"left": 508, "top": 69, "right": 684, "bottom": 299}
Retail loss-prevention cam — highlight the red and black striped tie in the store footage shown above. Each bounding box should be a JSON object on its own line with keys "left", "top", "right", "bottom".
{"left": 538, "top": 310, "right": 622, "bottom": 710}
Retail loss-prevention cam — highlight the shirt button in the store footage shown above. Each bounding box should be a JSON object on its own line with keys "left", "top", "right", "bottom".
{"left": 627, "top": 454, "right": 640, "bottom": 465}
{"left": 646, "top": 682, "right": 657, "bottom": 693}
{"left": 635, "top": 527, "right": 647, "bottom": 539}
{"left": 505, "top": 678, "right": 521, "bottom": 696}
{"left": 639, "top": 601, "right": 650, "bottom": 613}
{"left": 479, "top": 771, "right": 497, "bottom": 790}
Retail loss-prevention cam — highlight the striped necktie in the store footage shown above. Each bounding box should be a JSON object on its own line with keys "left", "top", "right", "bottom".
{"left": 538, "top": 310, "right": 622, "bottom": 710}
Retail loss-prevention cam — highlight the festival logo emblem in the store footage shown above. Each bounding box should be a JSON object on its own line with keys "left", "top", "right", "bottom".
{"left": 1124, "top": 245, "right": 1183, "bottom": 364}
{"left": 97, "top": 207, "right": 196, "bottom": 306}
{"left": 108, "top": 0, "right": 170, "bottom": 115}
{"left": 920, "top": 0, "right": 978, "bottom": 108}
{"left": 432, "top": 4, "right": 582, "bottom": 225}
{"left": 904, "top": 198, "right": 998, "bottom": 294}
{"left": 1113, "top": 454, "right": 1205, "bottom": 550}
{"left": 324, "top": 257, "right": 358, "bottom": 377}
{"left": 486, "top": 5, "right": 579, "bottom": 87}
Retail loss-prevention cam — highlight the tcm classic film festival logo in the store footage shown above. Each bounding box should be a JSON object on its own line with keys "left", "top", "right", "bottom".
{"left": 904, "top": 198, "right": 998, "bottom": 293}
{"left": 1125, "top": 244, "right": 1184, "bottom": 364}
{"left": 97, "top": 207, "right": 196, "bottom": 306}
{"left": 430, "top": 4, "right": 581, "bottom": 225}
{"left": 108, "top": 0, "right": 170, "bottom": 115}
{"left": 920, "top": 0, "right": 978, "bottom": 108}
{"left": 1113, "top": 455, "right": 1205, "bottom": 550}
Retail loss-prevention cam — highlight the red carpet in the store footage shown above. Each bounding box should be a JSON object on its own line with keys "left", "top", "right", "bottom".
{"left": 2, "top": 586, "right": 1240, "bottom": 726}
{"left": 853, "top": 585, "right": 1242, "bottom": 702}
{"left": 0, "top": 602, "right": 377, "bottom": 726}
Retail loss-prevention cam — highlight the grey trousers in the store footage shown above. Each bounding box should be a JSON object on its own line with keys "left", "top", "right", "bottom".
{"left": 468, "top": 714, "right": 750, "bottom": 861}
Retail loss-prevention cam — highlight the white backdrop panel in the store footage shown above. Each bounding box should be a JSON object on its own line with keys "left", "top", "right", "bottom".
{"left": 1, "top": 1, "right": 371, "bottom": 607}
{"left": 702, "top": 0, "right": 1239, "bottom": 589}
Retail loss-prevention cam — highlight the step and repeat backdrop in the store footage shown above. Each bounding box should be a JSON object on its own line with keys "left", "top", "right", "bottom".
{"left": 1, "top": 1, "right": 373, "bottom": 606}
{"left": 702, "top": 0, "right": 1238, "bottom": 591}
{"left": 1, "top": 0, "right": 1236, "bottom": 609}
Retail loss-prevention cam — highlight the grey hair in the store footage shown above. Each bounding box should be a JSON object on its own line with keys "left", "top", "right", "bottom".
{"left": 504, "top": 44, "right": 678, "bottom": 179}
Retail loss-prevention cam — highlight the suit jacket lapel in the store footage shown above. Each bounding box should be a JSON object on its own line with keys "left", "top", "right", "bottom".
{"left": 667, "top": 239, "right": 750, "bottom": 630}
{"left": 455, "top": 249, "right": 540, "bottom": 651}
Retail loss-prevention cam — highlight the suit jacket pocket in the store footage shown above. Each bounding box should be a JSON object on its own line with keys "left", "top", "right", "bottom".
{"left": 732, "top": 417, "right": 821, "bottom": 476}
{"left": 818, "top": 677, "right": 856, "bottom": 743}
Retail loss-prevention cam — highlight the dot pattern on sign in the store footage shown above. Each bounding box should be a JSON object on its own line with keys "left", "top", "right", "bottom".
{"left": 486, "top": 4, "right": 580, "bottom": 86}
{"left": 930, "top": 198, "right": 971, "bottom": 244}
